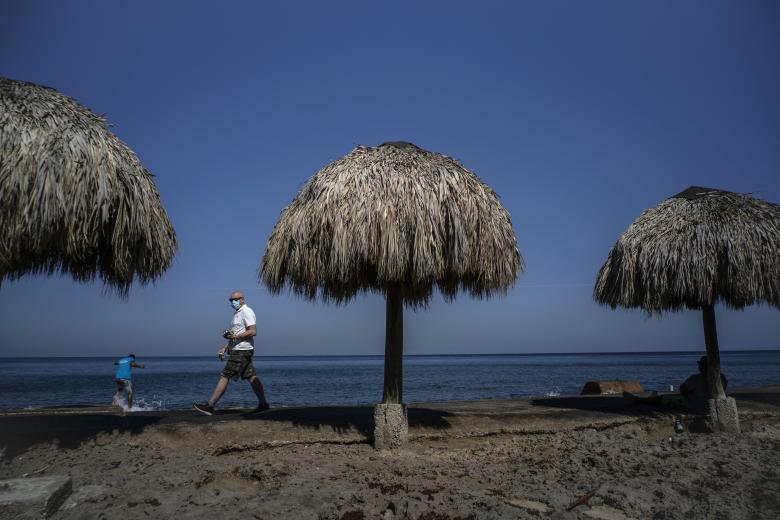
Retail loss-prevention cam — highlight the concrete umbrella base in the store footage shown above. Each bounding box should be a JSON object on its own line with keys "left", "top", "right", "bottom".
{"left": 706, "top": 397, "right": 741, "bottom": 433}
{"left": 373, "top": 403, "right": 408, "bottom": 449}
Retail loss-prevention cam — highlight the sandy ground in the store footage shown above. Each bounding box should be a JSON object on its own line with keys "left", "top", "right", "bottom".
{"left": 2, "top": 392, "right": 779, "bottom": 520}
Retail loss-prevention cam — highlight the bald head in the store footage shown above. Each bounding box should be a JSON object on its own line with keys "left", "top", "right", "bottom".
{"left": 230, "top": 291, "right": 244, "bottom": 301}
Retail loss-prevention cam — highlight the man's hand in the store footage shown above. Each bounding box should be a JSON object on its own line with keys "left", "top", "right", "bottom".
{"left": 226, "top": 325, "right": 255, "bottom": 341}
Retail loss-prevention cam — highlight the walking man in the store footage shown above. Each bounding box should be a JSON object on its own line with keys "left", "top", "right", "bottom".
{"left": 113, "top": 354, "right": 145, "bottom": 408}
{"left": 194, "top": 291, "right": 270, "bottom": 415}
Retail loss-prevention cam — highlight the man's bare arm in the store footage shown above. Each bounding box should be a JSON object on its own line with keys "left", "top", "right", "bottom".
{"left": 230, "top": 325, "right": 256, "bottom": 340}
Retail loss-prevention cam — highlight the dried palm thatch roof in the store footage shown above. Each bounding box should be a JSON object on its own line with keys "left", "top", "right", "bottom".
{"left": 260, "top": 141, "right": 523, "bottom": 306}
{"left": 594, "top": 186, "right": 780, "bottom": 314}
{"left": 0, "top": 77, "right": 177, "bottom": 294}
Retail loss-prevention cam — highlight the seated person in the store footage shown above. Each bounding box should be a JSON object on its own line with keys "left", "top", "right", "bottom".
{"left": 678, "top": 355, "right": 728, "bottom": 414}
{"left": 626, "top": 356, "right": 727, "bottom": 414}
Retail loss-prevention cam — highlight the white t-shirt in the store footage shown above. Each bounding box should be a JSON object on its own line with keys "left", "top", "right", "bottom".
{"left": 228, "top": 304, "right": 256, "bottom": 351}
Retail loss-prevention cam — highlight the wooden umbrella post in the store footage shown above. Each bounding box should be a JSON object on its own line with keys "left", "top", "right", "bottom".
{"left": 382, "top": 283, "right": 403, "bottom": 404}
{"left": 374, "top": 283, "right": 408, "bottom": 448}
{"left": 701, "top": 304, "right": 726, "bottom": 399}
{"left": 701, "top": 304, "right": 740, "bottom": 433}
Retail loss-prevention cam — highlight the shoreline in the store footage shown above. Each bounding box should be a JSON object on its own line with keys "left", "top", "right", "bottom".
{"left": 2, "top": 383, "right": 778, "bottom": 414}
{"left": 2, "top": 387, "right": 779, "bottom": 451}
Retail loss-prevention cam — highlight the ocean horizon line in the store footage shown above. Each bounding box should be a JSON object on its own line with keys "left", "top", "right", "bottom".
{"left": 1, "top": 348, "right": 778, "bottom": 360}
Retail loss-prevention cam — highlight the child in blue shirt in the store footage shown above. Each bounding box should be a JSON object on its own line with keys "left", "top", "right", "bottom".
{"left": 113, "top": 354, "right": 145, "bottom": 408}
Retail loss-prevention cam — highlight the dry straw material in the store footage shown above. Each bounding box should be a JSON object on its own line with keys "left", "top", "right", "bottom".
{"left": 0, "top": 77, "right": 177, "bottom": 294}
{"left": 260, "top": 141, "right": 523, "bottom": 306}
{"left": 594, "top": 186, "right": 780, "bottom": 314}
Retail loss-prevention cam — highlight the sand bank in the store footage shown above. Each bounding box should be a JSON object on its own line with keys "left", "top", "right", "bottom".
{"left": 1, "top": 388, "right": 779, "bottom": 519}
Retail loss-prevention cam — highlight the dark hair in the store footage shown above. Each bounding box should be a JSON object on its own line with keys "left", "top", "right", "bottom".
{"left": 128, "top": 354, "right": 136, "bottom": 359}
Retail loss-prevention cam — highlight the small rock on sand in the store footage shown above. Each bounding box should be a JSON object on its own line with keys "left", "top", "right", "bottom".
{"left": 0, "top": 475, "right": 72, "bottom": 519}
{"left": 581, "top": 380, "right": 643, "bottom": 395}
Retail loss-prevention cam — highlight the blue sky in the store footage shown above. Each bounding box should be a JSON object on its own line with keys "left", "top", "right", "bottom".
{"left": 1, "top": 1, "right": 779, "bottom": 357}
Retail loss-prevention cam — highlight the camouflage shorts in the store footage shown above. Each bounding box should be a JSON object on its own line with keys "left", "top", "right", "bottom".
{"left": 221, "top": 349, "right": 256, "bottom": 381}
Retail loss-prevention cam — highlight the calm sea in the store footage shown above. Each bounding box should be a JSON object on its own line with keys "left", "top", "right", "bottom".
{"left": 0, "top": 351, "right": 778, "bottom": 411}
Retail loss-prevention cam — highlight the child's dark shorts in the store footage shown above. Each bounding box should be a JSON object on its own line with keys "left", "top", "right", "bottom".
{"left": 115, "top": 379, "right": 133, "bottom": 393}
{"left": 221, "top": 349, "right": 256, "bottom": 381}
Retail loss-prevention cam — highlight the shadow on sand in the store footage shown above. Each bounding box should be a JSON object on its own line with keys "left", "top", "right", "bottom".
{"left": 0, "top": 412, "right": 165, "bottom": 461}
{"left": 227, "top": 405, "right": 454, "bottom": 438}
{"left": 530, "top": 394, "right": 670, "bottom": 418}
{"left": 0, "top": 404, "right": 455, "bottom": 460}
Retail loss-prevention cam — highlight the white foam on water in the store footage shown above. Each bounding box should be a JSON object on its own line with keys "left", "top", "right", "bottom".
{"left": 114, "top": 395, "right": 166, "bottom": 412}
{"left": 545, "top": 387, "right": 561, "bottom": 397}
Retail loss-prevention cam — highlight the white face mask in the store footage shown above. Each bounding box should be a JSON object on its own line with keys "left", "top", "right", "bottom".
{"left": 230, "top": 299, "right": 241, "bottom": 310}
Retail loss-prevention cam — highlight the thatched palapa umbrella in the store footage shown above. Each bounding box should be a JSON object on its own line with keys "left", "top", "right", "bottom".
{"left": 0, "top": 77, "right": 177, "bottom": 293}
{"left": 594, "top": 186, "right": 780, "bottom": 432}
{"left": 261, "top": 141, "right": 523, "bottom": 447}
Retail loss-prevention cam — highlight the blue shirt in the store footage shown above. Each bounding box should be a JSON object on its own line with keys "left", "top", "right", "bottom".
{"left": 115, "top": 357, "right": 135, "bottom": 380}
